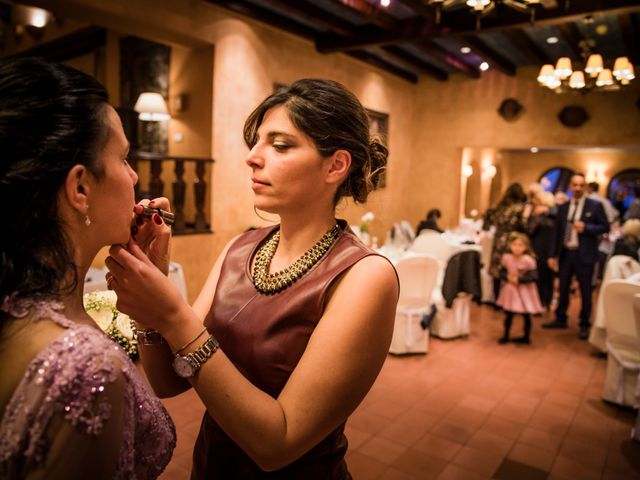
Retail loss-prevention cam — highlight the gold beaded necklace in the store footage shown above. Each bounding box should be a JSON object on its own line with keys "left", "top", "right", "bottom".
{"left": 252, "top": 223, "right": 342, "bottom": 295}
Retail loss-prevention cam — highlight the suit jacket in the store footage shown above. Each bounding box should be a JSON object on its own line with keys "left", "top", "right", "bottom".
{"left": 550, "top": 197, "right": 609, "bottom": 264}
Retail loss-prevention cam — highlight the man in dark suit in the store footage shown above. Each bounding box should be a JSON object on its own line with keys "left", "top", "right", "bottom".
{"left": 543, "top": 173, "right": 610, "bottom": 339}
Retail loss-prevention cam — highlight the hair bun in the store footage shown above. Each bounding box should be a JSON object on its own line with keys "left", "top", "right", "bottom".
{"left": 368, "top": 136, "right": 388, "bottom": 189}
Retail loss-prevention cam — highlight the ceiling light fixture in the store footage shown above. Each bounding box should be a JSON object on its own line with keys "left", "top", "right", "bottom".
{"left": 537, "top": 39, "right": 635, "bottom": 93}
{"left": 460, "top": 46, "right": 471, "bottom": 54}
{"left": 480, "top": 62, "right": 489, "bottom": 71}
{"left": 546, "top": 36, "right": 559, "bottom": 44}
{"left": 427, "top": 0, "right": 540, "bottom": 30}
{"left": 380, "top": 0, "right": 391, "bottom": 7}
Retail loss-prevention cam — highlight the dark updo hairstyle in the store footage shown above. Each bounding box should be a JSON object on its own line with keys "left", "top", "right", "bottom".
{"left": 243, "top": 79, "right": 388, "bottom": 204}
{"left": 0, "top": 57, "right": 110, "bottom": 317}
{"left": 497, "top": 182, "right": 527, "bottom": 208}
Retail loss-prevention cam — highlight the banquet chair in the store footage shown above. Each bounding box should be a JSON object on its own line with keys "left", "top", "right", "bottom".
{"left": 430, "top": 250, "right": 481, "bottom": 339}
{"left": 478, "top": 233, "right": 494, "bottom": 303}
{"left": 589, "top": 256, "right": 640, "bottom": 352}
{"left": 389, "top": 254, "right": 439, "bottom": 354}
{"left": 601, "top": 280, "right": 640, "bottom": 407}
{"left": 409, "top": 231, "right": 453, "bottom": 266}
{"left": 633, "top": 294, "right": 640, "bottom": 442}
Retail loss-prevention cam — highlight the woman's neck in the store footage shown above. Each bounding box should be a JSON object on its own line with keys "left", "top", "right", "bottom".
{"left": 273, "top": 212, "right": 337, "bottom": 267}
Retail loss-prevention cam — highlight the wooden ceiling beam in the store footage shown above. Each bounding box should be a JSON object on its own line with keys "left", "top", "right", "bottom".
{"left": 460, "top": 34, "right": 517, "bottom": 75}
{"left": 501, "top": 28, "right": 552, "bottom": 64}
{"left": 557, "top": 21, "right": 585, "bottom": 61}
{"left": 417, "top": 40, "right": 482, "bottom": 78}
{"left": 617, "top": 13, "right": 640, "bottom": 65}
{"left": 381, "top": 45, "right": 449, "bottom": 80}
{"left": 266, "top": 0, "right": 354, "bottom": 35}
{"left": 349, "top": 49, "right": 419, "bottom": 83}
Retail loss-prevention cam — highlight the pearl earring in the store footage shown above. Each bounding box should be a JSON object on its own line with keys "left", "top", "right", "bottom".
{"left": 85, "top": 205, "right": 91, "bottom": 227}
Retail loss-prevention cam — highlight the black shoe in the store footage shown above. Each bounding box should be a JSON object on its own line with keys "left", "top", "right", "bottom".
{"left": 578, "top": 328, "right": 589, "bottom": 340}
{"left": 497, "top": 336, "right": 509, "bottom": 344}
{"left": 542, "top": 320, "right": 568, "bottom": 329}
{"left": 512, "top": 336, "right": 531, "bottom": 344}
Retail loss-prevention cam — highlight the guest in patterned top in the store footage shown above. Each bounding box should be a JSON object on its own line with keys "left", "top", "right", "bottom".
{"left": 485, "top": 183, "right": 528, "bottom": 302}
{"left": 0, "top": 58, "right": 175, "bottom": 479}
{"left": 106, "top": 79, "right": 400, "bottom": 478}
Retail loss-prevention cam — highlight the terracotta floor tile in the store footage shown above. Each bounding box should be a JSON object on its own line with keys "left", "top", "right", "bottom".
{"left": 412, "top": 432, "right": 464, "bottom": 461}
{"left": 507, "top": 442, "right": 556, "bottom": 472}
{"left": 550, "top": 455, "right": 601, "bottom": 480}
{"left": 467, "top": 430, "right": 514, "bottom": 456}
{"left": 394, "top": 408, "right": 441, "bottom": 430}
{"left": 558, "top": 437, "right": 607, "bottom": 470}
{"left": 376, "top": 417, "right": 430, "bottom": 447}
{"left": 436, "top": 463, "right": 489, "bottom": 480}
{"left": 517, "top": 426, "right": 564, "bottom": 452}
{"left": 345, "top": 451, "right": 387, "bottom": 479}
{"left": 480, "top": 416, "right": 526, "bottom": 441}
{"left": 452, "top": 445, "right": 504, "bottom": 477}
{"left": 492, "top": 400, "right": 537, "bottom": 423}
{"left": 378, "top": 467, "right": 419, "bottom": 480}
{"left": 348, "top": 409, "right": 395, "bottom": 436}
{"left": 457, "top": 393, "right": 499, "bottom": 414}
{"left": 364, "top": 397, "right": 414, "bottom": 421}
{"left": 430, "top": 419, "right": 476, "bottom": 444}
{"left": 358, "top": 436, "right": 409, "bottom": 465}
{"left": 391, "top": 449, "right": 449, "bottom": 479}
{"left": 345, "top": 424, "right": 372, "bottom": 450}
{"left": 493, "top": 458, "right": 549, "bottom": 480}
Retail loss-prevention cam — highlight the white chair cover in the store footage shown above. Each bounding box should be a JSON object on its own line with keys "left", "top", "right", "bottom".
{"left": 389, "top": 255, "right": 439, "bottom": 354}
{"left": 633, "top": 294, "right": 640, "bottom": 441}
{"left": 430, "top": 289, "right": 472, "bottom": 339}
{"left": 409, "top": 231, "right": 453, "bottom": 266}
{"left": 589, "top": 256, "right": 640, "bottom": 352}
{"left": 601, "top": 280, "right": 640, "bottom": 407}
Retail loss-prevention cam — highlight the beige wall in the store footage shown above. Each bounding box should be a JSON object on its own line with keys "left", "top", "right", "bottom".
{"left": 16, "top": 0, "right": 640, "bottom": 301}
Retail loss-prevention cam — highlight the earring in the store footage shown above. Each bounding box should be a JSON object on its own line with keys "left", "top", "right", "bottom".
{"left": 85, "top": 204, "right": 91, "bottom": 227}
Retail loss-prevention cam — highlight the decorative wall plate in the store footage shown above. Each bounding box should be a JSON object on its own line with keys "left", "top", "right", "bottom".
{"left": 558, "top": 106, "right": 589, "bottom": 128}
{"left": 497, "top": 98, "right": 523, "bottom": 121}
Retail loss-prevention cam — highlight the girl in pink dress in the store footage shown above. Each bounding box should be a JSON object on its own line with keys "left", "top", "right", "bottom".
{"left": 496, "top": 232, "right": 543, "bottom": 344}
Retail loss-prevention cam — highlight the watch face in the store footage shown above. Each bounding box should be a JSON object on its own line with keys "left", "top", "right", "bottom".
{"left": 173, "top": 356, "right": 195, "bottom": 378}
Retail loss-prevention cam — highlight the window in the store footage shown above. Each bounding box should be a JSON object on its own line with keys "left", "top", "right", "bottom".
{"left": 539, "top": 167, "right": 574, "bottom": 193}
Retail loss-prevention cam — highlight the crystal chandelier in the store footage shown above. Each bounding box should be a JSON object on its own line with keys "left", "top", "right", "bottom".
{"left": 428, "top": 0, "right": 540, "bottom": 29}
{"left": 537, "top": 39, "right": 635, "bottom": 93}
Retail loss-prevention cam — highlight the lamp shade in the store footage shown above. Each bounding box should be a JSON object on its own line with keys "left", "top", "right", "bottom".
{"left": 584, "top": 54, "right": 603, "bottom": 77}
{"left": 595, "top": 69, "right": 613, "bottom": 87}
{"left": 134, "top": 92, "right": 170, "bottom": 121}
{"left": 554, "top": 57, "right": 572, "bottom": 79}
{"left": 569, "top": 71, "right": 585, "bottom": 89}
{"left": 537, "top": 64, "right": 555, "bottom": 84}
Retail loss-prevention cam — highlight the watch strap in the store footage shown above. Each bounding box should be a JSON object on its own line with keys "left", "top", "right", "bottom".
{"left": 182, "top": 335, "right": 219, "bottom": 373}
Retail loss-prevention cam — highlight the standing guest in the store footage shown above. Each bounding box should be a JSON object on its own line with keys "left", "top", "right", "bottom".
{"left": 486, "top": 183, "right": 528, "bottom": 302}
{"left": 416, "top": 208, "right": 444, "bottom": 235}
{"left": 586, "top": 182, "right": 619, "bottom": 223}
{"left": 612, "top": 218, "right": 640, "bottom": 261}
{"left": 106, "top": 79, "right": 399, "bottom": 478}
{"left": 526, "top": 190, "right": 557, "bottom": 310}
{"left": 623, "top": 185, "right": 640, "bottom": 222}
{"left": 0, "top": 58, "right": 175, "bottom": 478}
{"left": 496, "top": 233, "right": 542, "bottom": 344}
{"left": 544, "top": 173, "right": 610, "bottom": 339}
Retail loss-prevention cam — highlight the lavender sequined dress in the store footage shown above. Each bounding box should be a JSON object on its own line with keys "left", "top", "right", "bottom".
{"left": 0, "top": 299, "right": 176, "bottom": 479}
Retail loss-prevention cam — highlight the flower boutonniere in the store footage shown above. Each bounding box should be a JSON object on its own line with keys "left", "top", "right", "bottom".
{"left": 83, "top": 290, "right": 137, "bottom": 359}
{"left": 585, "top": 211, "right": 592, "bottom": 218}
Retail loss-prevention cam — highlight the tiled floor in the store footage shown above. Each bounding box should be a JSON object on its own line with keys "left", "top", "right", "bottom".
{"left": 158, "top": 300, "right": 640, "bottom": 479}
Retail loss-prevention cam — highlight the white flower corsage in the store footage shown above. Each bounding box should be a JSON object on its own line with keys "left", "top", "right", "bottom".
{"left": 83, "top": 290, "right": 137, "bottom": 359}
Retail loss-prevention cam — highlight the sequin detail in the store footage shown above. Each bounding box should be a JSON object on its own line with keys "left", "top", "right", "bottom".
{"left": 0, "top": 299, "right": 176, "bottom": 478}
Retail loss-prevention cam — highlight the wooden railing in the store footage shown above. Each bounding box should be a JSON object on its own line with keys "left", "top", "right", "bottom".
{"left": 129, "top": 152, "right": 214, "bottom": 235}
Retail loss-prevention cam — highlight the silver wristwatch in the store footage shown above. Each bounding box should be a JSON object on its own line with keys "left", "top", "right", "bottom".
{"left": 172, "top": 335, "right": 219, "bottom": 378}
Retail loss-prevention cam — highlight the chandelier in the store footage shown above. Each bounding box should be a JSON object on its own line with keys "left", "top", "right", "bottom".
{"left": 427, "top": 0, "right": 540, "bottom": 29}
{"left": 537, "top": 39, "right": 635, "bottom": 93}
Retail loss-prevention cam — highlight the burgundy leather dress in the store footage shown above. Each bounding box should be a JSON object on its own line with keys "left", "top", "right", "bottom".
{"left": 192, "top": 221, "right": 381, "bottom": 479}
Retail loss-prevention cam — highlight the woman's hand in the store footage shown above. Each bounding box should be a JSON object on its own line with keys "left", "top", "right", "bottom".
{"left": 105, "top": 240, "right": 185, "bottom": 333}
{"left": 132, "top": 197, "right": 172, "bottom": 276}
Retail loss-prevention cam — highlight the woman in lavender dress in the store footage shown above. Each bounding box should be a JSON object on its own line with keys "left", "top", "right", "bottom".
{"left": 0, "top": 58, "right": 175, "bottom": 478}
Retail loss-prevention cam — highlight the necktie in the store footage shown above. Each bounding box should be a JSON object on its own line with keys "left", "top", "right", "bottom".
{"left": 564, "top": 201, "right": 577, "bottom": 244}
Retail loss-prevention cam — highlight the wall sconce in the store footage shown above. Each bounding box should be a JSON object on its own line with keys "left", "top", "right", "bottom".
{"left": 481, "top": 162, "right": 497, "bottom": 181}
{"left": 134, "top": 92, "right": 170, "bottom": 121}
{"left": 586, "top": 163, "right": 606, "bottom": 184}
{"left": 12, "top": 5, "right": 52, "bottom": 28}
{"left": 462, "top": 163, "right": 474, "bottom": 178}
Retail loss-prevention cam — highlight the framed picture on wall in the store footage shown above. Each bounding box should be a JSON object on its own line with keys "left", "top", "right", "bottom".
{"left": 365, "top": 108, "right": 389, "bottom": 188}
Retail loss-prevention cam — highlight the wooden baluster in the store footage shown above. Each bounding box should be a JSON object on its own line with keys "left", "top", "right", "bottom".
{"left": 172, "top": 159, "right": 186, "bottom": 231}
{"left": 150, "top": 159, "right": 164, "bottom": 199}
{"left": 194, "top": 160, "right": 208, "bottom": 231}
